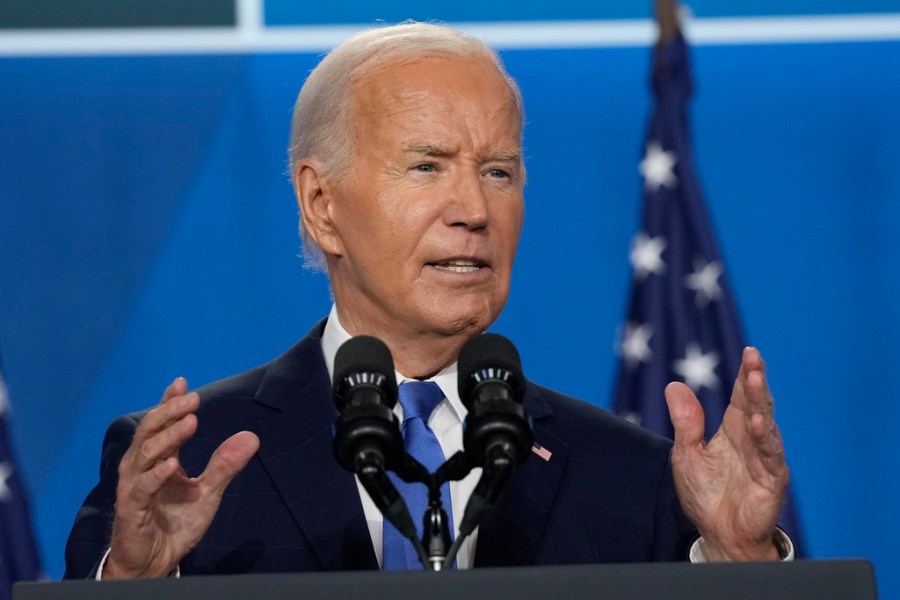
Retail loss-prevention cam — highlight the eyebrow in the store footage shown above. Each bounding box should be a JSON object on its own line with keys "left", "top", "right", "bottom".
{"left": 402, "top": 144, "right": 522, "bottom": 164}
{"left": 485, "top": 148, "right": 523, "bottom": 163}
{"left": 402, "top": 144, "right": 453, "bottom": 157}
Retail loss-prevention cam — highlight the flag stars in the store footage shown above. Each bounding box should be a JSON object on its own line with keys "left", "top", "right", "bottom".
{"left": 673, "top": 343, "right": 720, "bottom": 392}
{"left": 630, "top": 232, "right": 667, "bottom": 279}
{"left": 0, "top": 462, "right": 12, "bottom": 502}
{"left": 640, "top": 141, "right": 678, "bottom": 191}
{"left": 620, "top": 322, "right": 654, "bottom": 367}
{"left": 685, "top": 258, "right": 724, "bottom": 307}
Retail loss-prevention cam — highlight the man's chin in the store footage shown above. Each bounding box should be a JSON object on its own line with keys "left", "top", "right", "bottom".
{"left": 427, "top": 303, "right": 503, "bottom": 338}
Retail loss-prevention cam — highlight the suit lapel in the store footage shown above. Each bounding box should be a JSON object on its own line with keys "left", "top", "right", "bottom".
{"left": 474, "top": 383, "right": 569, "bottom": 567}
{"left": 252, "top": 321, "right": 378, "bottom": 570}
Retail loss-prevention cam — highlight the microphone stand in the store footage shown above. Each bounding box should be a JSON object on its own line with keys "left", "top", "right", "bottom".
{"left": 391, "top": 450, "right": 472, "bottom": 571}
{"left": 422, "top": 451, "right": 472, "bottom": 570}
{"left": 441, "top": 443, "right": 516, "bottom": 568}
{"left": 388, "top": 440, "right": 526, "bottom": 571}
{"left": 355, "top": 452, "right": 431, "bottom": 570}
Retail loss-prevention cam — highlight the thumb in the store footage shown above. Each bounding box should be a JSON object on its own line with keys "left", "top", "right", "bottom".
{"left": 201, "top": 431, "right": 260, "bottom": 494}
{"left": 665, "top": 382, "right": 706, "bottom": 450}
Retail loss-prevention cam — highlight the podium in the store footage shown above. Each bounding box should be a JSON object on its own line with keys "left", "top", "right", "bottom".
{"left": 13, "top": 560, "right": 877, "bottom": 600}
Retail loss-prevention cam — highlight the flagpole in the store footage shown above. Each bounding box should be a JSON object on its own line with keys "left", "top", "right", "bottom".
{"left": 655, "top": 0, "right": 680, "bottom": 46}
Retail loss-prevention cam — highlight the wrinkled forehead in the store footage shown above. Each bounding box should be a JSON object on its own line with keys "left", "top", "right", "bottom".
{"left": 348, "top": 54, "right": 523, "bottom": 137}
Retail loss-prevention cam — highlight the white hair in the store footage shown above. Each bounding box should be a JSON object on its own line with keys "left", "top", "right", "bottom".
{"left": 288, "top": 21, "right": 524, "bottom": 270}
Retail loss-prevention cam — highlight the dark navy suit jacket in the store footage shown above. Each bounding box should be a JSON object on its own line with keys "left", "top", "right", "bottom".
{"left": 64, "top": 320, "right": 696, "bottom": 577}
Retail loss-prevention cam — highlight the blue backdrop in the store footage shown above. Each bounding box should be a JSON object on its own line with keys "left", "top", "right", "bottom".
{"left": 1, "top": 1, "right": 898, "bottom": 596}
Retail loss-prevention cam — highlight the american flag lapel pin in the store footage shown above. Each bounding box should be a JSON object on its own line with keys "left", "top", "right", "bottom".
{"left": 531, "top": 443, "right": 552, "bottom": 462}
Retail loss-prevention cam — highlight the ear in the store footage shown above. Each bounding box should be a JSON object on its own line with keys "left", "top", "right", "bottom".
{"left": 294, "top": 158, "right": 345, "bottom": 257}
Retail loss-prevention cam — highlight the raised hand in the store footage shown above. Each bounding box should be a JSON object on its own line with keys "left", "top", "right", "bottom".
{"left": 104, "top": 378, "right": 260, "bottom": 578}
{"left": 665, "top": 347, "right": 789, "bottom": 561}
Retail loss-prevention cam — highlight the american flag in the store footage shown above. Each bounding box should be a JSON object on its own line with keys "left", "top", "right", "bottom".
{"left": 531, "top": 443, "right": 552, "bottom": 462}
{"left": 611, "top": 32, "right": 805, "bottom": 555}
{"left": 0, "top": 355, "right": 42, "bottom": 599}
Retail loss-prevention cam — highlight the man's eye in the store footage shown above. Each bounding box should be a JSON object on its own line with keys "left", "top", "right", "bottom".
{"left": 414, "top": 164, "right": 436, "bottom": 173}
{"left": 487, "top": 168, "right": 510, "bottom": 179}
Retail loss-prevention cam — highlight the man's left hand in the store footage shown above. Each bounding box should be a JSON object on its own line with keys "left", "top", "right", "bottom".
{"left": 665, "top": 346, "right": 789, "bottom": 561}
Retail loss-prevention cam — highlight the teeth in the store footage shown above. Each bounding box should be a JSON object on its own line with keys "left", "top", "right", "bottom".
{"left": 446, "top": 259, "right": 477, "bottom": 266}
{"left": 438, "top": 265, "right": 479, "bottom": 273}
{"left": 433, "top": 259, "right": 482, "bottom": 273}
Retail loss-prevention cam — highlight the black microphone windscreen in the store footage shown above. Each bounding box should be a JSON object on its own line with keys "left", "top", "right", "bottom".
{"left": 333, "top": 335, "right": 398, "bottom": 410}
{"left": 457, "top": 333, "right": 524, "bottom": 409}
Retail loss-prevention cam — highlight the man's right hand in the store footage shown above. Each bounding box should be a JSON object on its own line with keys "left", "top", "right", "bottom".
{"left": 104, "top": 378, "right": 260, "bottom": 579}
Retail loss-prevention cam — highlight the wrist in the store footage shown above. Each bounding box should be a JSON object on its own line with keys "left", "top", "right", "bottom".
{"left": 103, "top": 552, "right": 175, "bottom": 579}
{"left": 102, "top": 554, "right": 153, "bottom": 580}
{"left": 101, "top": 554, "right": 136, "bottom": 580}
{"left": 699, "top": 530, "right": 783, "bottom": 562}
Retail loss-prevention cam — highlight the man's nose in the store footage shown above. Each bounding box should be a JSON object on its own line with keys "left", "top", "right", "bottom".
{"left": 445, "top": 168, "right": 489, "bottom": 230}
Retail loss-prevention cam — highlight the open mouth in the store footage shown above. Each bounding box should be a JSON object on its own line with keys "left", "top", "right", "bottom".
{"left": 428, "top": 259, "right": 486, "bottom": 273}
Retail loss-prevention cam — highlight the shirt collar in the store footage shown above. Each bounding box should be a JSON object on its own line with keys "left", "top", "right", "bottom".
{"left": 321, "top": 304, "right": 467, "bottom": 422}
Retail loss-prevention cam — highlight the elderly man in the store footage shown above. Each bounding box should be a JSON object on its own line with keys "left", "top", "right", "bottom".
{"left": 65, "top": 22, "right": 790, "bottom": 579}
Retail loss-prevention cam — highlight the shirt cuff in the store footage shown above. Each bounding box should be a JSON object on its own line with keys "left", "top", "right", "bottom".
{"left": 95, "top": 548, "right": 111, "bottom": 581}
{"left": 689, "top": 529, "right": 795, "bottom": 563}
{"left": 95, "top": 548, "right": 181, "bottom": 579}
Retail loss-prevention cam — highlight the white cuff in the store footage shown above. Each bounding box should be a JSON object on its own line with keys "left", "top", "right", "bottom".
{"left": 94, "top": 548, "right": 111, "bottom": 581}
{"left": 95, "top": 548, "right": 181, "bottom": 579}
{"left": 689, "top": 529, "right": 795, "bottom": 563}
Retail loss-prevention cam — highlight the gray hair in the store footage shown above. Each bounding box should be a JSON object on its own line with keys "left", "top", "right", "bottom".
{"left": 288, "top": 21, "right": 524, "bottom": 270}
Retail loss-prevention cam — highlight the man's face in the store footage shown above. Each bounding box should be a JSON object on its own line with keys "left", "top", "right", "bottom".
{"left": 324, "top": 54, "right": 525, "bottom": 349}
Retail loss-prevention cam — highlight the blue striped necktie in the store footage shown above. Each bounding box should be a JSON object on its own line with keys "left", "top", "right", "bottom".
{"left": 382, "top": 381, "right": 454, "bottom": 570}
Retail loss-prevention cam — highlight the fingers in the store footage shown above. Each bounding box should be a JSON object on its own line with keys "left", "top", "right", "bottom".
{"left": 665, "top": 382, "right": 706, "bottom": 449}
{"left": 161, "top": 377, "right": 189, "bottom": 404}
{"left": 134, "top": 410, "right": 197, "bottom": 472}
{"left": 732, "top": 347, "right": 772, "bottom": 414}
{"left": 118, "top": 378, "right": 201, "bottom": 507}
{"left": 129, "top": 381, "right": 200, "bottom": 472}
{"left": 731, "top": 349, "right": 788, "bottom": 482}
{"left": 200, "top": 431, "right": 260, "bottom": 495}
{"left": 124, "top": 456, "right": 183, "bottom": 506}
{"left": 736, "top": 348, "right": 777, "bottom": 440}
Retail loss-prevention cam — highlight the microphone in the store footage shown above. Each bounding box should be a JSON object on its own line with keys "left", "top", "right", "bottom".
{"left": 455, "top": 333, "right": 533, "bottom": 538}
{"left": 332, "top": 335, "right": 401, "bottom": 472}
{"left": 458, "top": 333, "right": 533, "bottom": 468}
{"left": 331, "top": 336, "right": 419, "bottom": 542}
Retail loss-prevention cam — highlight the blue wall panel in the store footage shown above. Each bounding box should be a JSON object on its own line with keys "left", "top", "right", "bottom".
{"left": 0, "top": 55, "right": 242, "bottom": 491}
